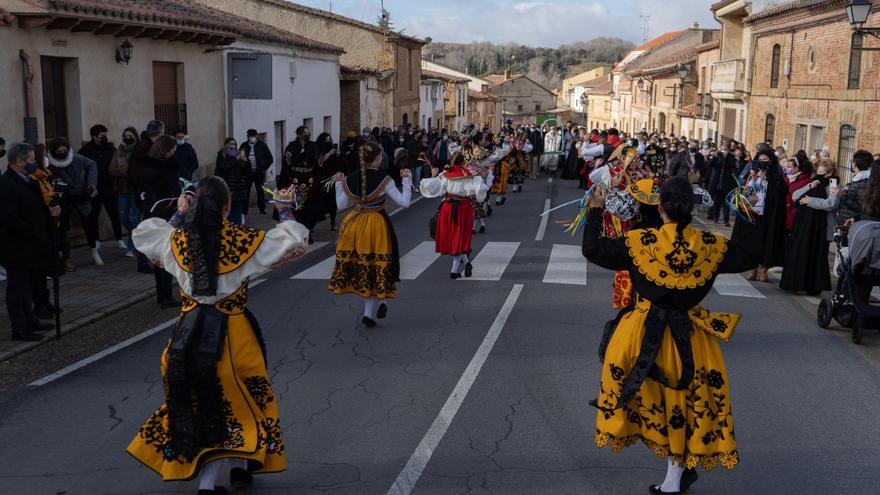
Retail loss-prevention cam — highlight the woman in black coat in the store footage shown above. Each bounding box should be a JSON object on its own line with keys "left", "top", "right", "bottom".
{"left": 316, "top": 132, "right": 345, "bottom": 231}
{"left": 214, "top": 137, "right": 251, "bottom": 225}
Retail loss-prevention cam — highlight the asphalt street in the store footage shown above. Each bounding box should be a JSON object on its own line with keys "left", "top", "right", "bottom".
{"left": 2, "top": 176, "right": 880, "bottom": 495}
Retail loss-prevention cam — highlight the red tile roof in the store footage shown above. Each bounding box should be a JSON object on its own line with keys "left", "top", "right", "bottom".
{"left": 467, "top": 89, "right": 500, "bottom": 101}
{"left": 422, "top": 69, "right": 468, "bottom": 83}
{"left": 613, "top": 30, "right": 688, "bottom": 73}
{"left": 39, "top": 0, "right": 343, "bottom": 53}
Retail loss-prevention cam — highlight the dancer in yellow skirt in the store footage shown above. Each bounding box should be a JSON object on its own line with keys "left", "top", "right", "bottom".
{"left": 128, "top": 176, "right": 309, "bottom": 494}
{"left": 329, "top": 141, "right": 412, "bottom": 328}
{"left": 582, "top": 176, "right": 761, "bottom": 494}
{"left": 490, "top": 133, "right": 510, "bottom": 205}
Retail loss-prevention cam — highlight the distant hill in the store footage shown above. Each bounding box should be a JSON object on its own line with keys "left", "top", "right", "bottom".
{"left": 423, "top": 38, "right": 635, "bottom": 90}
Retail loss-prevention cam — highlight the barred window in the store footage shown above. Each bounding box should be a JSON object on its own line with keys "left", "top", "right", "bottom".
{"left": 848, "top": 33, "right": 863, "bottom": 90}
{"left": 770, "top": 44, "right": 781, "bottom": 89}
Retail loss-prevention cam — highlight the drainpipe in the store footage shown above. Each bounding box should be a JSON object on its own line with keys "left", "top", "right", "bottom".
{"left": 19, "top": 50, "right": 38, "bottom": 144}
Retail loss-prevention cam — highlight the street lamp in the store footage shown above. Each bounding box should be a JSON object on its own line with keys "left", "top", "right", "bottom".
{"left": 115, "top": 40, "right": 133, "bottom": 64}
{"left": 676, "top": 63, "right": 691, "bottom": 108}
{"left": 847, "top": 0, "right": 880, "bottom": 47}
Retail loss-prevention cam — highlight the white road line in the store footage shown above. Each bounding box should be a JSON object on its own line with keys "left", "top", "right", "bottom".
{"left": 712, "top": 274, "right": 766, "bottom": 298}
{"left": 535, "top": 199, "right": 551, "bottom": 241}
{"left": 548, "top": 178, "right": 553, "bottom": 184}
{"left": 400, "top": 241, "right": 441, "bottom": 280}
{"left": 387, "top": 284, "right": 524, "bottom": 495}
{"left": 291, "top": 255, "right": 336, "bottom": 280}
{"left": 543, "top": 244, "right": 587, "bottom": 285}
{"left": 390, "top": 195, "right": 424, "bottom": 216}
{"left": 466, "top": 242, "right": 520, "bottom": 281}
{"left": 29, "top": 317, "right": 177, "bottom": 387}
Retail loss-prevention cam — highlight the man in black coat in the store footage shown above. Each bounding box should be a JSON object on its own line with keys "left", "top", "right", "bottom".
{"left": 79, "top": 124, "right": 124, "bottom": 248}
{"left": 240, "top": 129, "right": 274, "bottom": 214}
{"left": 707, "top": 147, "right": 737, "bottom": 225}
{"left": 0, "top": 143, "right": 60, "bottom": 341}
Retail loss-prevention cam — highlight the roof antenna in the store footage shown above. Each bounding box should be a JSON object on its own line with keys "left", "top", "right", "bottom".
{"left": 639, "top": 14, "right": 651, "bottom": 44}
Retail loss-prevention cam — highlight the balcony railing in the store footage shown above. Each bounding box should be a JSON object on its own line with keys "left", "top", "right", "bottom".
{"left": 710, "top": 59, "right": 746, "bottom": 96}
{"left": 155, "top": 103, "right": 188, "bottom": 133}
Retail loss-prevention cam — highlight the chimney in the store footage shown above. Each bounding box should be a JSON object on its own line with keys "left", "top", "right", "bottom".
{"left": 481, "top": 83, "right": 489, "bottom": 93}
{"left": 504, "top": 69, "right": 511, "bottom": 80}
{"left": 693, "top": 22, "right": 699, "bottom": 29}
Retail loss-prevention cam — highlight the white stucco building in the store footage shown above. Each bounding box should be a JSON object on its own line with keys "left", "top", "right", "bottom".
{"left": 221, "top": 37, "right": 343, "bottom": 182}
{"left": 422, "top": 60, "right": 490, "bottom": 93}
{"left": 419, "top": 77, "right": 445, "bottom": 131}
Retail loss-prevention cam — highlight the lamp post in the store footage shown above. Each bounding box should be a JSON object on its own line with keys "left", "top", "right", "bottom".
{"left": 676, "top": 63, "right": 689, "bottom": 108}
{"left": 847, "top": 0, "right": 880, "bottom": 49}
{"left": 115, "top": 40, "right": 133, "bottom": 64}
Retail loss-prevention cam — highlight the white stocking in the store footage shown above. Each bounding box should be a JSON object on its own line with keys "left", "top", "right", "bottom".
{"left": 461, "top": 253, "right": 470, "bottom": 264}
{"left": 451, "top": 256, "right": 462, "bottom": 274}
{"left": 479, "top": 218, "right": 486, "bottom": 227}
{"left": 197, "top": 460, "right": 223, "bottom": 490}
{"left": 660, "top": 457, "right": 684, "bottom": 493}
{"left": 364, "top": 296, "right": 377, "bottom": 318}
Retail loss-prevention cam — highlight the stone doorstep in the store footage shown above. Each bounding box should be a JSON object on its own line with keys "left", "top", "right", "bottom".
{"left": 0, "top": 287, "right": 156, "bottom": 362}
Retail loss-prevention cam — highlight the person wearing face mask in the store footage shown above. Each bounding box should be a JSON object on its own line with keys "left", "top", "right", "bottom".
{"left": 47, "top": 137, "right": 99, "bottom": 270}
{"left": 215, "top": 138, "right": 251, "bottom": 226}
{"left": 240, "top": 129, "right": 273, "bottom": 215}
{"left": 79, "top": 124, "right": 126, "bottom": 256}
{"left": 780, "top": 160, "right": 840, "bottom": 295}
{"left": 0, "top": 142, "right": 61, "bottom": 341}
{"left": 109, "top": 127, "right": 147, "bottom": 262}
{"left": 172, "top": 128, "right": 199, "bottom": 182}
{"left": 279, "top": 126, "right": 323, "bottom": 242}
{"left": 782, "top": 154, "right": 813, "bottom": 250}
{"left": 315, "top": 132, "right": 344, "bottom": 230}
{"left": 433, "top": 130, "right": 451, "bottom": 169}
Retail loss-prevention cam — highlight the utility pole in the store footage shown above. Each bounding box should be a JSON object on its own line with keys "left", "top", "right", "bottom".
{"left": 639, "top": 14, "right": 651, "bottom": 44}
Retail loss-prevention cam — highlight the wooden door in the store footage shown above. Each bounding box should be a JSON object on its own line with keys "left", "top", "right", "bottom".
{"left": 41, "top": 57, "right": 68, "bottom": 141}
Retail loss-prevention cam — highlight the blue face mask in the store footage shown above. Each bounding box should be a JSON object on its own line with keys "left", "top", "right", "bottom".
{"left": 227, "top": 148, "right": 238, "bottom": 157}
{"left": 176, "top": 138, "right": 186, "bottom": 146}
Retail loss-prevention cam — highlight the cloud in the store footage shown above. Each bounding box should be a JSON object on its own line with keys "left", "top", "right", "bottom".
{"left": 292, "top": 0, "right": 718, "bottom": 46}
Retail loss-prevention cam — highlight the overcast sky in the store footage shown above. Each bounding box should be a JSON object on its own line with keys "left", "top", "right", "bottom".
{"left": 295, "top": 0, "right": 718, "bottom": 46}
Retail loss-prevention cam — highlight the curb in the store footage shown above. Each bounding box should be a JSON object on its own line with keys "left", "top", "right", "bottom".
{"left": 0, "top": 289, "right": 156, "bottom": 362}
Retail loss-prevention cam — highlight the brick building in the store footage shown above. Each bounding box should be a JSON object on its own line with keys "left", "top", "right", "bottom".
{"left": 693, "top": 40, "right": 721, "bottom": 141}
{"left": 744, "top": 0, "right": 880, "bottom": 182}
{"left": 486, "top": 71, "right": 556, "bottom": 125}
{"left": 584, "top": 75, "right": 615, "bottom": 130}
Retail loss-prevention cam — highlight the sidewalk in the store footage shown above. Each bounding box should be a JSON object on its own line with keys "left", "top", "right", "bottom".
{"left": 0, "top": 212, "right": 280, "bottom": 362}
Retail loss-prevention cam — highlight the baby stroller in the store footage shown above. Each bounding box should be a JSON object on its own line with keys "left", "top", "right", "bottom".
{"left": 817, "top": 223, "right": 880, "bottom": 344}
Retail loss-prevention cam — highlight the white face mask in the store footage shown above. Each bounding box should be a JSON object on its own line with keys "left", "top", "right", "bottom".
{"left": 176, "top": 138, "right": 186, "bottom": 146}
{"left": 249, "top": 137, "right": 257, "bottom": 144}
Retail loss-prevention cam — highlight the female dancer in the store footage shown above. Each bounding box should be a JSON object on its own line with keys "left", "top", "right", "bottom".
{"left": 420, "top": 151, "right": 489, "bottom": 279}
{"left": 128, "top": 176, "right": 309, "bottom": 494}
{"left": 507, "top": 130, "right": 530, "bottom": 193}
{"left": 490, "top": 133, "right": 511, "bottom": 206}
{"left": 583, "top": 176, "right": 761, "bottom": 494}
{"left": 328, "top": 142, "right": 412, "bottom": 328}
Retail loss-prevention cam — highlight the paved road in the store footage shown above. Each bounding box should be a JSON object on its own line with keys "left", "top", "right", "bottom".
{"left": 3, "top": 177, "right": 880, "bottom": 495}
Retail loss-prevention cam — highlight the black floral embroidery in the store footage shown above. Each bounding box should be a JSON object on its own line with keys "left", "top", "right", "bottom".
{"left": 669, "top": 405, "right": 686, "bottom": 430}
{"left": 640, "top": 230, "right": 658, "bottom": 245}
{"left": 328, "top": 250, "right": 397, "bottom": 296}
{"left": 701, "top": 231, "right": 717, "bottom": 245}
{"left": 216, "top": 282, "right": 248, "bottom": 314}
{"left": 173, "top": 223, "right": 265, "bottom": 275}
{"left": 609, "top": 363, "right": 625, "bottom": 381}
{"left": 258, "top": 418, "right": 285, "bottom": 455}
{"left": 710, "top": 319, "right": 728, "bottom": 333}
{"left": 245, "top": 376, "right": 275, "bottom": 412}
{"left": 665, "top": 238, "right": 698, "bottom": 274}
{"left": 706, "top": 370, "right": 725, "bottom": 389}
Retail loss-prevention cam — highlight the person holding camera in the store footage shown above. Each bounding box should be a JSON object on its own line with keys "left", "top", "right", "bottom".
{"left": 47, "top": 138, "right": 100, "bottom": 270}
{"left": 0, "top": 142, "right": 61, "bottom": 341}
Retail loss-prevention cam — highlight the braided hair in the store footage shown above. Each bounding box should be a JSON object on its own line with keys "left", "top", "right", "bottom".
{"left": 184, "top": 176, "right": 230, "bottom": 297}
{"left": 357, "top": 141, "right": 382, "bottom": 202}
{"left": 659, "top": 176, "right": 694, "bottom": 237}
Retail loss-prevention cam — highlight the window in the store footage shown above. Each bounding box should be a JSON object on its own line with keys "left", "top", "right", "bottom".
{"left": 700, "top": 66, "right": 706, "bottom": 92}
{"left": 808, "top": 125, "right": 825, "bottom": 155}
{"left": 807, "top": 46, "right": 816, "bottom": 71}
{"left": 794, "top": 124, "right": 807, "bottom": 152}
{"left": 323, "top": 116, "right": 332, "bottom": 134}
{"left": 848, "top": 33, "right": 863, "bottom": 90}
{"left": 303, "top": 117, "right": 313, "bottom": 131}
{"left": 770, "top": 44, "right": 781, "bottom": 89}
{"left": 838, "top": 125, "right": 857, "bottom": 183}
{"left": 764, "top": 114, "right": 775, "bottom": 143}
{"left": 535, "top": 103, "right": 541, "bottom": 111}
{"left": 517, "top": 104, "right": 524, "bottom": 112}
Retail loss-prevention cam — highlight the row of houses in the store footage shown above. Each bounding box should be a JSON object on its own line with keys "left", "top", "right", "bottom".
{"left": 569, "top": 0, "right": 880, "bottom": 184}
{"left": 0, "top": 0, "right": 502, "bottom": 180}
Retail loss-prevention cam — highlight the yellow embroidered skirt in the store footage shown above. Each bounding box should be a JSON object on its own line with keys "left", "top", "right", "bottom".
{"left": 127, "top": 313, "right": 286, "bottom": 481}
{"left": 329, "top": 210, "right": 397, "bottom": 299}
{"left": 594, "top": 300, "right": 739, "bottom": 470}
{"left": 491, "top": 162, "right": 509, "bottom": 195}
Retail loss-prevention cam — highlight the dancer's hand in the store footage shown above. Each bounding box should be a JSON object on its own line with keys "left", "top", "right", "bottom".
{"left": 177, "top": 194, "right": 193, "bottom": 213}
{"left": 332, "top": 172, "right": 346, "bottom": 183}
{"left": 400, "top": 169, "right": 412, "bottom": 179}
{"left": 431, "top": 167, "right": 439, "bottom": 177}
{"left": 590, "top": 187, "right": 607, "bottom": 208}
{"left": 272, "top": 244, "right": 308, "bottom": 268}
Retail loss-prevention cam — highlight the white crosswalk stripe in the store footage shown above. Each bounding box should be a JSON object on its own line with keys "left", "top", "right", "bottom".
{"left": 400, "top": 241, "right": 441, "bottom": 280}
{"left": 543, "top": 244, "right": 587, "bottom": 285}
{"left": 712, "top": 273, "right": 766, "bottom": 298}
{"left": 289, "top": 241, "right": 332, "bottom": 279}
{"left": 464, "top": 242, "right": 520, "bottom": 281}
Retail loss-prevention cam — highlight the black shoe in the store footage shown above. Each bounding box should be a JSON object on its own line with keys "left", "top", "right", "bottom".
{"left": 377, "top": 303, "right": 388, "bottom": 319}
{"left": 501, "top": 196, "right": 506, "bottom": 205}
{"left": 29, "top": 320, "right": 53, "bottom": 332}
{"left": 12, "top": 330, "right": 44, "bottom": 342}
{"left": 158, "top": 298, "right": 179, "bottom": 309}
{"left": 479, "top": 225, "right": 486, "bottom": 234}
{"left": 464, "top": 263, "right": 473, "bottom": 278}
{"left": 649, "top": 486, "right": 679, "bottom": 494}
{"left": 361, "top": 316, "right": 377, "bottom": 328}
{"left": 450, "top": 272, "right": 462, "bottom": 280}
{"left": 681, "top": 468, "right": 698, "bottom": 492}
{"left": 486, "top": 206, "right": 493, "bottom": 217}
{"left": 259, "top": 209, "right": 267, "bottom": 215}
{"left": 33, "top": 304, "right": 54, "bottom": 320}
{"left": 230, "top": 467, "right": 253, "bottom": 488}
